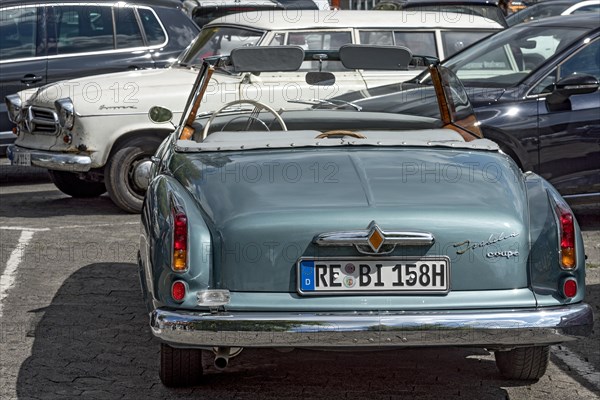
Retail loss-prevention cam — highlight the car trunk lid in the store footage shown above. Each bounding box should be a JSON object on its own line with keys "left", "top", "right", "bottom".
{"left": 175, "top": 147, "right": 529, "bottom": 294}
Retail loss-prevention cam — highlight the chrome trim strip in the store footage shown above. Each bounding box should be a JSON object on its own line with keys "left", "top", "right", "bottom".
{"left": 8, "top": 145, "right": 91, "bottom": 172}
{"left": 0, "top": 44, "right": 165, "bottom": 64}
{"left": 315, "top": 231, "right": 435, "bottom": 246}
{"left": 150, "top": 303, "right": 593, "bottom": 348}
{"left": 80, "top": 111, "right": 168, "bottom": 117}
{"left": 563, "top": 192, "right": 600, "bottom": 199}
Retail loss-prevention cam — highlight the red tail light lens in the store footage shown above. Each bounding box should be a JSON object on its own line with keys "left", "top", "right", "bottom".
{"left": 172, "top": 281, "right": 186, "bottom": 302}
{"left": 173, "top": 211, "right": 188, "bottom": 271}
{"left": 556, "top": 203, "right": 576, "bottom": 269}
{"left": 562, "top": 278, "right": 577, "bottom": 298}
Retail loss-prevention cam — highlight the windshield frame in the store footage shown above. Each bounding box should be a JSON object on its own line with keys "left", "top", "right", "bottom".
{"left": 170, "top": 47, "right": 483, "bottom": 150}
{"left": 176, "top": 24, "right": 267, "bottom": 67}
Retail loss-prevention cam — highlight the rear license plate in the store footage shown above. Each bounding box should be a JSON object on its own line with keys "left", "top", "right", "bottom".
{"left": 12, "top": 152, "right": 31, "bottom": 166}
{"left": 297, "top": 257, "right": 450, "bottom": 295}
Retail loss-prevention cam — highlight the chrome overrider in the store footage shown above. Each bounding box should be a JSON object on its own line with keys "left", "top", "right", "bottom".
{"left": 151, "top": 303, "right": 593, "bottom": 348}
{"left": 7, "top": 145, "right": 91, "bottom": 172}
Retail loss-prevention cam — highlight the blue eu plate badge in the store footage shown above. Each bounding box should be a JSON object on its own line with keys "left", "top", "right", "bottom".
{"left": 300, "top": 260, "right": 315, "bottom": 291}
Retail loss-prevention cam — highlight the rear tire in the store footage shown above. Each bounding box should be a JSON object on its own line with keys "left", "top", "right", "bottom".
{"left": 160, "top": 344, "right": 203, "bottom": 387}
{"left": 48, "top": 170, "right": 106, "bottom": 198}
{"left": 495, "top": 346, "right": 550, "bottom": 380}
{"left": 105, "top": 136, "right": 163, "bottom": 213}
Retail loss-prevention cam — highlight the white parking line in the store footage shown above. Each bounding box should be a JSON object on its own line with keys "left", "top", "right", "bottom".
{"left": 0, "top": 223, "right": 138, "bottom": 318}
{"left": 53, "top": 222, "right": 139, "bottom": 229}
{"left": 552, "top": 346, "right": 600, "bottom": 391}
{"left": 0, "top": 230, "right": 35, "bottom": 319}
{"left": 0, "top": 226, "right": 49, "bottom": 232}
{"left": 0, "top": 222, "right": 138, "bottom": 232}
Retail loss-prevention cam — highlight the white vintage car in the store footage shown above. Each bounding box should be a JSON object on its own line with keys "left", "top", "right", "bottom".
{"left": 6, "top": 10, "right": 502, "bottom": 213}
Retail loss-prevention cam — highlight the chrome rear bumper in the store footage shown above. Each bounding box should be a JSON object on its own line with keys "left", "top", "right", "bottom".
{"left": 151, "top": 303, "right": 593, "bottom": 348}
{"left": 7, "top": 145, "right": 91, "bottom": 172}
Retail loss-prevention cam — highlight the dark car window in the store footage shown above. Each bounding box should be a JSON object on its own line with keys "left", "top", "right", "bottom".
{"left": 287, "top": 31, "right": 352, "bottom": 50}
{"left": 394, "top": 31, "right": 436, "bottom": 57}
{"left": 55, "top": 5, "right": 114, "bottom": 54}
{"left": 0, "top": 7, "right": 38, "bottom": 60}
{"left": 441, "top": 30, "right": 494, "bottom": 58}
{"left": 530, "top": 38, "right": 599, "bottom": 95}
{"left": 138, "top": 8, "right": 166, "bottom": 45}
{"left": 559, "top": 38, "right": 600, "bottom": 80}
{"left": 115, "top": 7, "right": 144, "bottom": 48}
{"left": 358, "top": 30, "right": 437, "bottom": 57}
{"left": 359, "top": 29, "right": 437, "bottom": 70}
{"left": 268, "top": 31, "right": 352, "bottom": 71}
{"left": 572, "top": 4, "right": 600, "bottom": 14}
{"left": 445, "top": 25, "right": 589, "bottom": 88}
{"left": 359, "top": 31, "right": 394, "bottom": 45}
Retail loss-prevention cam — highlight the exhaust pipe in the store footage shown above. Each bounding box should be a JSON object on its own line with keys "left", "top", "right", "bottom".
{"left": 214, "top": 347, "right": 230, "bottom": 370}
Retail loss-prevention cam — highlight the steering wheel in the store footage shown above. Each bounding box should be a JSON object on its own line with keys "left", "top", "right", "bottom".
{"left": 315, "top": 130, "right": 367, "bottom": 139}
{"left": 201, "top": 99, "right": 287, "bottom": 140}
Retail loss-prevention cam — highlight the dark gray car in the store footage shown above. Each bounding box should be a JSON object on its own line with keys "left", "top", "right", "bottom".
{"left": 333, "top": 14, "right": 600, "bottom": 205}
{"left": 0, "top": 0, "right": 199, "bottom": 155}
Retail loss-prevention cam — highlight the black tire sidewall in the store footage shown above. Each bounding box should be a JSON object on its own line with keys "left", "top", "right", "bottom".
{"left": 159, "top": 344, "right": 203, "bottom": 387}
{"left": 48, "top": 170, "right": 106, "bottom": 198}
{"left": 495, "top": 346, "right": 550, "bottom": 380}
{"left": 105, "top": 137, "right": 162, "bottom": 213}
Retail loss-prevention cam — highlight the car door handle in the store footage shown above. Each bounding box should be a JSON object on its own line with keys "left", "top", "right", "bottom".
{"left": 21, "top": 74, "right": 43, "bottom": 84}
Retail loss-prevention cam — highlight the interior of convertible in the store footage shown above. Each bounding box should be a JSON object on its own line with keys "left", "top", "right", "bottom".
{"left": 174, "top": 108, "right": 497, "bottom": 153}
{"left": 154, "top": 45, "right": 484, "bottom": 148}
{"left": 190, "top": 109, "right": 444, "bottom": 143}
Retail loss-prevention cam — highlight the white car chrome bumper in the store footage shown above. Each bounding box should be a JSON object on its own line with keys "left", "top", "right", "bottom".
{"left": 8, "top": 145, "right": 91, "bottom": 172}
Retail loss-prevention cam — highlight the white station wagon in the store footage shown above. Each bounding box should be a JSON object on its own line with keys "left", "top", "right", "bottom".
{"left": 7, "top": 10, "right": 502, "bottom": 213}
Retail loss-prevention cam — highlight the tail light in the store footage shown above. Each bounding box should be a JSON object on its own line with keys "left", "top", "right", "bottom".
{"left": 562, "top": 278, "right": 577, "bottom": 299}
{"left": 171, "top": 281, "right": 186, "bottom": 302}
{"left": 172, "top": 210, "right": 188, "bottom": 271}
{"left": 552, "top": 197, "right": 576, "bottom": 269}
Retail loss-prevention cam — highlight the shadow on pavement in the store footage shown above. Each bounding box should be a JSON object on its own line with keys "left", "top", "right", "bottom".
{"left": 0, "top": 190, "right": 125, "bottom": 218}
{"left": 15, "top": 263, "right": 543, "bottom": 399}
{"left": 559, "top": 281, "right": 600, "bottom": 396}
{"left": 573, "top": 205, "right": 600, "bottom": 231}
{"left": 0, "top": 164, "right": 51, "bottom": 186}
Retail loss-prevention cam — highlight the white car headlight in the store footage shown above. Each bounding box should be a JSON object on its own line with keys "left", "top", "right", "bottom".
{"left": 5, "top": 94, "right": 22, "bottom": 124}
{"left": 54, "top": 98, "right": 75, "bottom": 130}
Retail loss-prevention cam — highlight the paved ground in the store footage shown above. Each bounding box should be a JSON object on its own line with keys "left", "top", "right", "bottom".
{"left": 1, "top": 164, "right": 599, "bottom": 399}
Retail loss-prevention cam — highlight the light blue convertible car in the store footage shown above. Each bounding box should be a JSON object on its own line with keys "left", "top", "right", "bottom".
{"left": 139, "top": 46, "right": 593, "bottom": 387}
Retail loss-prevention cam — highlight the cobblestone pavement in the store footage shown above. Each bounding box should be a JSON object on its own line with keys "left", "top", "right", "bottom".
{"left": 1, "top": 165, "right": 599, "bottom": 399}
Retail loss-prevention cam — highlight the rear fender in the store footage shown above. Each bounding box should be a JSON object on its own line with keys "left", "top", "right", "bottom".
{"left": 525, "top": 172, "right": 586, "bottom": 306}
{"left": 141, "top": 174, "right": 213, "bottom": 310}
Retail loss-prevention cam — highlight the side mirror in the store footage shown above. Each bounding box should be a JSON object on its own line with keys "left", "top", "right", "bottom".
{"left": 556, "top": 74, "right": 599, "bottom": 96}
{"left": 305, "top": 71, "right": 336, "bottom": 86}
{"left": 547, "top": 74, "right": 599, "bottom": 106}
{"left": 148, "top": 106, "right": 173, "bottom": 123}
